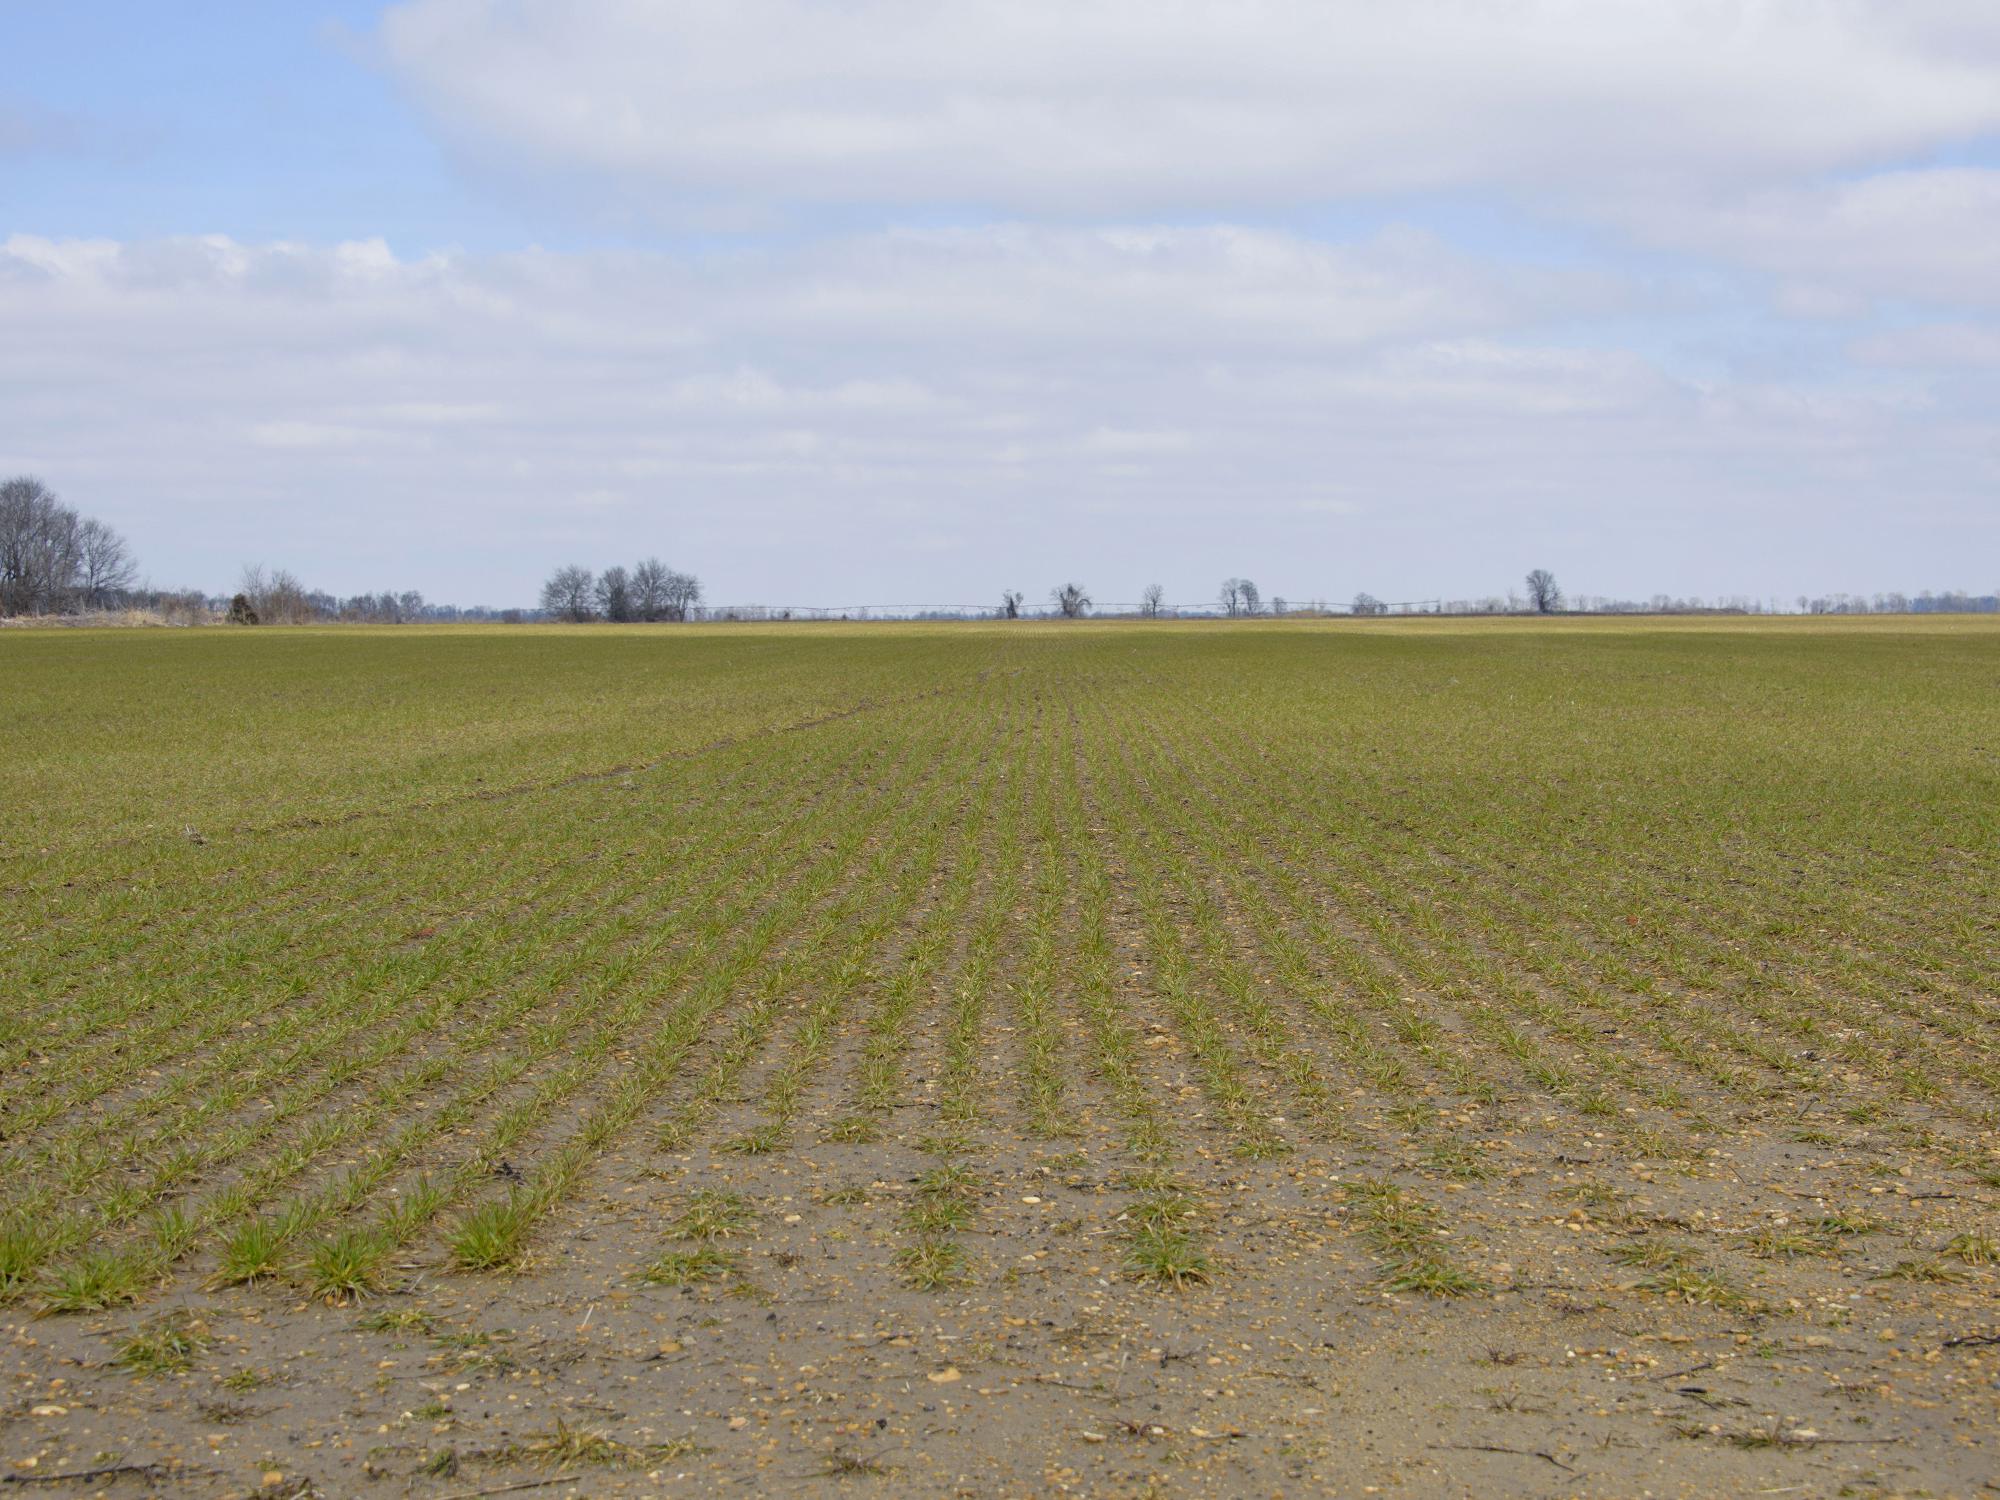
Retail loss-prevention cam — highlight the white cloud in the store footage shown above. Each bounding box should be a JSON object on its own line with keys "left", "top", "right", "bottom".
{"left": 1853, "top": 322, "right": 2000, "bottom": 367}
{"left": 377, "top": 0, "right": 2000, "bottom": 214}
{"left": 3, "top": 227, "right": 1992, "bottom": 606}
{"left": 246, "top": 420, "right": 385, "bottom": 451}
{"left": 1618, "top": 168, "right": 2000, "bottom": 310}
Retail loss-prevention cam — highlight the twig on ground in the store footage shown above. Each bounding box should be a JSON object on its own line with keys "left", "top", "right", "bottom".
{"left": 1431, "top": 1443, "right": 1577, "bottom": 1473}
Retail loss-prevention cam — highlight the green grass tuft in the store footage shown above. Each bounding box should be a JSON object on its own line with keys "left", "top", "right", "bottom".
{"left": 1380, "top": 1255, "right": 1485, "bottom": 1298}
{"left": 643, "top": 1247, "right": 735, "bottom": 1286}
{"left": 40, "top": 1249, "right": 150, "bottom": 1314}
{"left": 115, "top": 1313, "right": 211, "bottom": 1377}
{"left": 210, "top": 1217, "right": 288, "bottom": 1288}
{"left": 1123, "top": 1225, "right": 1212, "bottom": 1289}
{"left": 449, "top": 1193, "right": 537, "bottom": 1271}
{"left": 896, "top": 1237, "right": 971, "bottom": 1290}
{"left": 304, "top": 1228, "right": 391, "bottom": 1303}
{"left": 672, "top": 1190, "right": 755, "bottom": 1242}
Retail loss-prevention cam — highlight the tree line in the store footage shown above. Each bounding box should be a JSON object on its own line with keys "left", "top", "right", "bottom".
{"left": 539, "top": 561, "right": 704, "bottom": 623}
{"left": 987, "top": 571, "right": 1565, "bottom": 619}
{"left": 226, "top": 566, "right": 512, "bottom": 626}
{"left": 0, "top": 477, "right": 138, "bottom": 615}
{"left": 5, "top": 475, "right": 1991, "bottom": 626}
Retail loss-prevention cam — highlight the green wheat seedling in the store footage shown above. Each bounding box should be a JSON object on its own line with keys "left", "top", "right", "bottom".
{"left": 209, "top": 1217, "right": 289, "bottom": 1288}
{"left": 509, "top": 1417, "right": 700, "bottom": 1470}
{"left": 724, "top": 1124, "right": 788, "bottom": 1156}
{"left": 10, "top": 861, "right": 581, "bottom": 1215}
{"left": 673, "top": 1190, "right": 756, "bottom": 1242}
{"left": 1421, "top": 1141, "right": 1494, "bottom": 1182}
{"left": 1128, "top": 1191, "right": 1201, "bottom": 1233}
{"left": 1382, "top": 1256, "right": 1485, "bottom": 1298}
{"left": 450, "top": 1193, "right": 538, "bottom": 1270}
{"left": 1123, "top": 1225, "right": 1213, "bottom": 1289}
{"left": 1941, "top": 1231, "right": 1998, "bottom": 1266}
{"left": 1640, "top": 1267, "right": 1751, "bottom": 1309}
{"left": 360, "top": 1306, "right": 436, "bottom": 1334}
{"left": 302, "top": 1228, "right": 390, "bottom": 1304}
{"left": 644, "top": 1247, "right": 735, "bottom": 1286}
{"left": 915, "top": 1162, "right": 980, "bottom": 1196}
{"left": 1606, "top": 1240, "right": 1697, "bottom": 1271}
{"left": 897, "top": 1237, "right": 971, "bottom": 1290}
{"left": 380, "top": 1177, "right": 448, "bottom": 1241}
{"left": 39, "top": 1248, "right": 151, "bottom": 1314}
{"left": 903, "top": 1196, "right": 976, "bottom": 1236}
{"left": 1876, "top": 1258, "right": 1970, "bottom": 1285}
{"left": 1338, "top": 1179, "right": 1484, "bottom": 1297}
{"left": 0, "top": 1214, "right": 54, "bottom": 1302}
{"left": 115, "top": 1312, "right": 211, "bottom": 1377}
{"left": 1747, "top": 1226, "right": 1840, "bottom": 1260}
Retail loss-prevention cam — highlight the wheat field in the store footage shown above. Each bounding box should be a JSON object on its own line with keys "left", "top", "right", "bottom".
{"left": 2, "top": 617, "right": 1995, "bottom": 1496}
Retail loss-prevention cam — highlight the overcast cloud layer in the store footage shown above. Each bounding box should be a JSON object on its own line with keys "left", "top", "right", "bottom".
{"left": 2, "top": 1, "right": 1997, "bottom": 606}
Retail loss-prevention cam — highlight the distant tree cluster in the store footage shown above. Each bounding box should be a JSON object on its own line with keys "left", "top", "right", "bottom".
{"left": 1525, "top": 569, "right": 1562, "bottom": 613}
{"left": 10, "top": 479, "right": 1993, "bottom": 629}
{"left": 1792, "top": 590, "right": 1999, "bottom": 615}
{"left": 1049, "top": 582, "right": 1092, "bottom": 618}
{"left": 540, "top": 559, "right": 703, "bottom": 623}
{"left": 0, "top": 476, "right": 138, "bottom": 616}
{"left": 1218, "top": 577, "right": 1261, "bottom": 616}
{"left": 234, "top": 565, "right": 313, "bottom": 625}
{"left": 226, "top": 566, "right": 501, "bottom": 626}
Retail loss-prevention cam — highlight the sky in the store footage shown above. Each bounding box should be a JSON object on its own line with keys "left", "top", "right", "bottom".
{"left": 3, "top": 1, "right": 1998, "bottom": 610}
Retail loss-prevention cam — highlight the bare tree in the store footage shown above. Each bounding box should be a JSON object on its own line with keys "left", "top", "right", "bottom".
{"left": 75, "top": 517, "right": 136, "bottom": 608}
{"left": 239, "top": 564, "right": 313, "bottom": 625}
{"left": 0, "top": 476, "right": 80, "bottom": 614}
{"left": 1525, "top": 569, "right": 1563, "bottom": 614}
{"left": 1140, "top": 583, "right": 1164, "bottom": 617}
{"left": 661, "top": 568, "right": 702, "bottom": 622}
{"left": 595, "top": 565, "right": 635, "bottom": 623}
{"left": 1270, "top": 595, "right": 1287, "bottom": 617}
{"left": 0, "top": 477, "right": 141, "bottom": 616}
{"left": 1000, "top": 589, "right": 1024, "bottom": 619}
{"left": 1050, "top": 582, "right": 1091, "bottom": 619}
{"left": 632, "top": 557, "right": 670, "bottom": 621}
{"left": 268, "top": 570, "right": 312, "bottom": 624}
{"left": 540, "top": 565, "right": 596, "bottom": 622}
{"left": 1351, "top": 591, "right": 1386, "bottom": 617}
{"left": 1217, "top": 577, "right": 1262, "bottom": 616}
